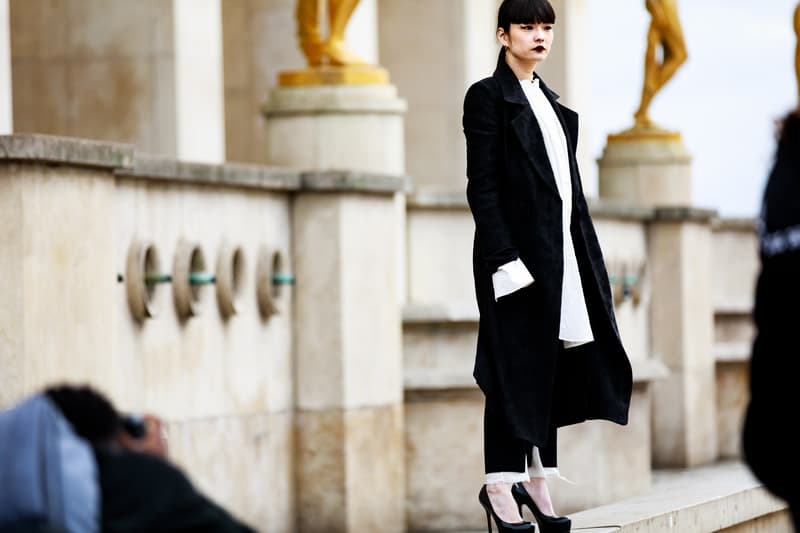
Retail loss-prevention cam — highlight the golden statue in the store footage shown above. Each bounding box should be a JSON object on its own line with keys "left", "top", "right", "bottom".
{"left": 280, "top": 0, "right": 388, "bottom": 86}
{"left": 297, "top": 0, "right": 364, "bottom": 66}
{"left": 633, "top": 0, "right": 688, "bottom": 129}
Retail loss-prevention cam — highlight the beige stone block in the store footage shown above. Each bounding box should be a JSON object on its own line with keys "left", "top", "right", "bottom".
{"left": 403, "top": 322, "right": 477, "bottom": 381}
{"left": 221, "top": 0, "right": 250, "bottom": 89}
{"left": 340, "top": 196, "right": 403, "bottom": 406}
{"left": 11, "top": 59, "right": 69, "bottom": 134}
{"left": 405, "top": 391, "right": 485, "bottom": 531}
{"left": 715, "top": 314, "right": 755, "bottom": 346}
{"left": 167, "top": 411, "right": 294, "bottom": 533}
{"left": 113, "top": 180, "right": 294, "bottom": 418}
{"left": 407, "top": 208, "right": 475, "bottom": 307}
{"left": 296, "top": 404, "right": 406, "bottom": 533}
{"left": 552, "top": 385, "right": 652, "bottom": 513}
{"left": 592, "top": 218, "right": 650, "bottom": 361}
{"left": 9, "top": 0, "right": 69, "bottom": 59}
{"left": 67, "top": 58, "right": 152, "bottom": 145}
{"left": 267, "top": 112, "right": 405, "bottom": 175}
{"left": 651, "top": 374, "right": 688, "bottom": 466}
{"left": 0, "top": 165, "right": 117, "bottom": 404}
{"left": 598, "top": 136, "right": 692, "bottom": 207}
{"left": 378, "top": 0, "right": 497, "bottom": 191}
{"left": 0, "top": 167, "right": 23, "bottom": 408}
{"left": 222, "top": 0, "right": 302, "bottom": 163}
{"left": 66, "top": 0, "right": 173, "bottom": 58}
{"left": 717, "top": 362, "right": 749, "bottom": 459}
{"left": 151, "top": 56, "right": 178, "bottom": 155}
{"left": 10, "top": 1, "right": 181, "bottom": 155}
{"left": 648, "top": 219, "right": 717, "bottom": 467}
{"left": 685, "top": 362, "right": 719, "bottom": 465}
{"left": 293, "top": 193, "right": 402, "bottom": 410}
{"left": 712, "top": 228, "right": 759, "bottom": 313}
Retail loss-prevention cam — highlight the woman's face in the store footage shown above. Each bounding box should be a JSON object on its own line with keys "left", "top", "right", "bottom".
{"left": 497, "top": 22, "right": 554, "bottom": 65}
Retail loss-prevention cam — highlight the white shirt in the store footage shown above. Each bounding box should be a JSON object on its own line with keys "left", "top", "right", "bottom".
{"left": 491, "top": 78, "right": 593, "bottom": 348}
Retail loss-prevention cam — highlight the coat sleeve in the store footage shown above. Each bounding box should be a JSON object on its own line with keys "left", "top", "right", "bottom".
{"left": 463, "top": 80, "right": 519, "bottom": 272}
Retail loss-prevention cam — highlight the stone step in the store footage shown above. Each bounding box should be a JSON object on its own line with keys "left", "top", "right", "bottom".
{"left": 440, "top": 462, "right": 789, "bottom": 533}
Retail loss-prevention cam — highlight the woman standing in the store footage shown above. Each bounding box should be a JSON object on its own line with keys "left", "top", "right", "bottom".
{"left": 462, "top": 1, "right": 633, "bottom": 531}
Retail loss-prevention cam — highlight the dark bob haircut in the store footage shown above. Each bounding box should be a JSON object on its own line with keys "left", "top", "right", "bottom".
{"left": 497, "top": 0, "right": 556, "bottom": 32}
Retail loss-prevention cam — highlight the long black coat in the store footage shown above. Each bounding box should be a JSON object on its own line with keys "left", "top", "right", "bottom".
{"left": 463, "top": 49, "right": 633, "bottom": 446}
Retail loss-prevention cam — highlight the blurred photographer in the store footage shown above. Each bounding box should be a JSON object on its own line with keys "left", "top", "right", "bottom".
{"left": 1, "top": 385, "right": 257, "bottom": 533}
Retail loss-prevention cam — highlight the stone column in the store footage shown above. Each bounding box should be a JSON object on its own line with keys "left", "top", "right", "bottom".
{"left": 648, "top": 208, "right": 718, "bottom": 467}
{"left": 173, "top": 0, "right": 225, "bottom": 162}
{"left": 377, "top": 0, "right": 497, "bottom": 192}
{"left": 9, "top": 0, "right": 225, "bottom": 162}
{"left": 0, "top": 0, "right": 11, "bottom": 133}
{"left": 264, "top": 86, "right": 407, "bottom": 532}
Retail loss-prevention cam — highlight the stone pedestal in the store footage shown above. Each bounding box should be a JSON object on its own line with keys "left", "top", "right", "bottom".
{"left": 649, "top": 208, "right": 718, "bottom": 467}
{"left": 265, "top": 84, "right": 407, "bottom": 532}
{"left": 598, "top": 132, "right": 692, "bottom": 207}
{"left": 263, "top": 84, "right": 406, "bottom": 174}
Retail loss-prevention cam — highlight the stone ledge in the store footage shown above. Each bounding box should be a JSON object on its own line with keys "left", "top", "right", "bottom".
{"left": 403, "top": 358, "right": 667, "bottom": 392}
{"left": 263, "top": 84, "right": 407, "bottom": 116}
{"left": 653, "top": 206, "right": 718, "bottom": 223}
{"left": 301, "top": 170, "right": 409, "bottom": 194}
{"left": 116, "top": 154, "right": 301, "bottom": 191}
{"left": 569, "top": 461, "right": 787, "bottom": 532}
{"left": 712, "top": 217, "right": 757, "bottom": 232}
{"left": 632, "top": 358, "right": 669, "bottom": 382}
{"left": 407, "top": 190, "right": 469, "bottom": 210}
{"left": 587, "top": 198, "right": 655, "bottom": 221}
{"left": 0, "top": 133, "right": 134, "bottom": 169}
{"left": 715, "top": 341, "right": 751, "bottom": 363}
{"left": 403, "top": 303, "right": 479, "bottom": 324}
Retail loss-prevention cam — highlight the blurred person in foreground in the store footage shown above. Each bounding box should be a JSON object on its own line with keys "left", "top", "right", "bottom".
{"left": 742, "top": 109, "right": 800, "bottom": 530}
{"left": 0, "top": 385, "right": 257, "bottom": 533}
{"left": 742, "top": 6, "right": 800, "bottom": 531}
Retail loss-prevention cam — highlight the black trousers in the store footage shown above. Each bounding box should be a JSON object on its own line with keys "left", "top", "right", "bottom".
{"left": 483, "top": 394, "right": 558, "bottom": 475}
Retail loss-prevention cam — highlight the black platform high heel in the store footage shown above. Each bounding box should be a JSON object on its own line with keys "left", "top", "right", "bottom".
{"left": 478, "top": 485, "right": 536, "bottom": 532}
{"left": 511, "top": 482, "right": 571, "bottom": 533}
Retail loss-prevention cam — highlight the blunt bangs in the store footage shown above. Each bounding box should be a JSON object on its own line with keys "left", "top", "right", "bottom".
{"left": 497, "top": 0, "right": 556, "bottom": 32}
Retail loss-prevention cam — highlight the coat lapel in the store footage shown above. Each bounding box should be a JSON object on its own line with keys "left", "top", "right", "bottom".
{"left": 493, "top": 49, "right": 559, "bottom": 196}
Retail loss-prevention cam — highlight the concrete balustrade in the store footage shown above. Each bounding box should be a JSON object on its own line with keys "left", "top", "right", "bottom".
{"left": 0, "top": 133, "right": 412, "bottom": 532}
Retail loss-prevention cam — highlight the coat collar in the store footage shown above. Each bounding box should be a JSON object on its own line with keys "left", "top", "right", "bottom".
{"left": 493, "top": 47, "right": 562, "bottom": 196}
{"left": 492, "top": 48, "right": 561, "bottom": 106}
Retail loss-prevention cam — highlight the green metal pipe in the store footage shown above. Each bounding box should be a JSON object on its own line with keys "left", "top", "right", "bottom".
{"left": 145, "top": 273, "right": 173, "bottom": 284}
{"left": 189, "top": 272, "right": 216, "bottom": 285}
{"left": 273, "top": 273, "right": 295, "bottom": 285}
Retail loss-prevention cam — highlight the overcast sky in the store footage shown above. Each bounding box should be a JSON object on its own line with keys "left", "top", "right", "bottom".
{"left": 585, "top": 0, "right": 798, "bottom": 217}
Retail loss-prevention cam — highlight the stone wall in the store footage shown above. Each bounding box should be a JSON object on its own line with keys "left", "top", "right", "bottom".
{"left": 0, "top": 135, "right": 299, "bottom": 530}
